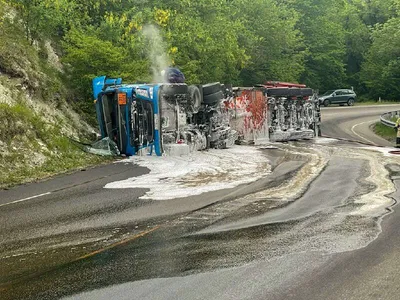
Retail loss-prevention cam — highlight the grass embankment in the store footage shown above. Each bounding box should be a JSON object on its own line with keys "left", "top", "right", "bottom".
{"left": 356, "top": 100, "right": 400, "bottom": 106}
{"left": 355, "top": 100, "right": 399, "bottom": 143}
{"left": 373, "top": 122, "right": 396, "bottom": 143}
{"left": 372, "top": 114, "right": 397, "bottom": 144}
{"left": 0, "top": 103, "right": 110, "bottom": 188}
{"left": 0, "top": 5, "right": 111, "bottom": 188}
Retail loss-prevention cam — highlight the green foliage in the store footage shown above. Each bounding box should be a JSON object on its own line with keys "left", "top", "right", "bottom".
{"left": 0, "top": 102, "right": 108, "bottom": 187}
{"left": 5, "top": 0, "right": 400, "bottom": 104}
{"left": 373, "top": 122, "right": 396, "bottom": 143}
{"left": 5, "top": 0, "right": 77, "bottom": 43}
{"left": 3, "top": 0, "right": 400, "bottom": 186}
{"left": 237, "top": 0, "right": 305, "bottom": 85}
{"left": 361, "top": 18, "right": 400, "bottom": 100}
{"left": 164, "top": 1, "right": 248, "bottom": 84}
{"left": 287, "top": 0, "right": 348, "bottom": 91}
{"left": 62, "top": 28, "right": 147, "bottom": 94}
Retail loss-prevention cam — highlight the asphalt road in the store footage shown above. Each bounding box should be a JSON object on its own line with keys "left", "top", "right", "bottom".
{"left": 320, "top": 104, "right": 400, "bottom": 146}
{"left": 1, "top": 104, "right": 400, "bottom": 300}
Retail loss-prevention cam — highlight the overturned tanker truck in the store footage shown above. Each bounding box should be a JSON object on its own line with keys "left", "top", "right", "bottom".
{"left": 92, "top": 76, "right": 321, "bottom": 156}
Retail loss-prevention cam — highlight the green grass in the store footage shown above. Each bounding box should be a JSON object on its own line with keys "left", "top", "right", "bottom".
{"left": 355, "top": 100, "right": 400, "bottom": 106}
{"left": 0, "top": 6, "right": 113, "bottom": 188}
{"left": 0, "top": 102, "right": 112, "bottom": 188}
{"left": 372, "top": 122, "right": 397, "bottom": 143}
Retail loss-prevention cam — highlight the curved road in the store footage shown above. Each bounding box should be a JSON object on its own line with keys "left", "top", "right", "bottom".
{"left": 320, "top": 104, "right": 400, "bottom": 146}
{"left": 1, "top": 104, "right": 400, "bottom": 300}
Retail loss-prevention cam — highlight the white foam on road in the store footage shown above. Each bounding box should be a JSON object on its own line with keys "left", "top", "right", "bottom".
{"left": 362, "top": 146, "right": 400, "bottom": 157}
{"left": 350, "top": 147, "right": 397, "bottom": 217}
{"left": 105, "top": 146, "right": 271, "bottom": 200}
{"left": 313, "top": 137, "right": 338, "bottom": 144}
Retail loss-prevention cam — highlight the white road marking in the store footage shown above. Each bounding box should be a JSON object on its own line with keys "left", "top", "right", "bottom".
{"left": 351, "top": 120, "right": 378, "bottom": 145}
{"left": 0, "top": 192, "right": 51, "bottom": 208}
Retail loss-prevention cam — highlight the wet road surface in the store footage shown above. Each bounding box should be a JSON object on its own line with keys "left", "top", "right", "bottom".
{"left": 320, "top": 104, "right": 400, "bottom": 146}
{"left": 1, "top": 105, "right": 400, "bottom": 299}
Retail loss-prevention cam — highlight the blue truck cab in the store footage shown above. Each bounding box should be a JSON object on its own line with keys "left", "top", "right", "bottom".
{"left": 93, "top": 76, "right": 241, "bottom": 157}
{"left": 93, "top": 76, "right": 163, "bottom": 156}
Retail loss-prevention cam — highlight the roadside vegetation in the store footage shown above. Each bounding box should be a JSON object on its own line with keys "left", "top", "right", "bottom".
{"left": 1, "top": 0, "right": 400, "bottom": 186}
{"left": 0, "top": 103, "right": 109, "bottom": 187}
{"left": 4, "top": 0, "right": 400, "bottom": 100}
{"left": 354, "top": 100, "right": 399, "bottom": 106}
{"left": 356, "top": 101, "right": 400, "bottom": 106}
{"left": 0, "top": 1, "right": 111, "bottom": 188}
{"left": 373, "top": 122, "right": 397, "bottom": 143}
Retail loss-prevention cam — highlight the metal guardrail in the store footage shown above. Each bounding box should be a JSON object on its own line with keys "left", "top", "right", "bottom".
{"left": 380, "top": 111, "right": 400, "bottom": 128}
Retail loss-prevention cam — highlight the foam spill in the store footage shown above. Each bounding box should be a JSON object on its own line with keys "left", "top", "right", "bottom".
{"left": 105, "top": 146, "right": 271, "bottom": 200}
{"left": 348, "top": 148, "right": 396, "bottom": 217}
{"left": 233, "top": 145, "right": 328, "bottom": 204}
{"left": 313, "top": 137, "right": 338, "bottom": 144}
{"left": 360, "top": 146, "right": 400, "bottom": 157}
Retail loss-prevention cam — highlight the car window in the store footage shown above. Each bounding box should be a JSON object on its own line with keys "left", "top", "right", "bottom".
{"left": 335, "top": 90, "right": 344, "bottom": 95}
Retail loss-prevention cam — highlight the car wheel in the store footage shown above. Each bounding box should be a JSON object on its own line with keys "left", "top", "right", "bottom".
{"left": 347, "top": 98, "right": 355, "bottom": 106}
{"left": 323, "top": 99, "right": 330, "bottom": 107}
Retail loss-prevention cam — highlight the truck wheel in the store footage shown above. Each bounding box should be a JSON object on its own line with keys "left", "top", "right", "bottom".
{"left": 161, "top": 84, "right": 188, "bottom": 96}
{"left": 323, "top": 99, "right": 330, "bottom": 107}
{"left": 300, "top": 88, "right": 313, "bottom": 97}
{"left": 203, "top": 91, "right": 224, "bottom": 104}
{"left": 288, "top": 88, "right": 301, "bottom": 97}
{"left": 188, "top": 85, "right": 202, "bottom": 113}
{"left": 202, "top": 82, "right": 222, "bottom": 95}
{"left": 347, "top": 98, "right": 355, "bottom": 106}
{"left": 267, "top": 88, "right": 289, "bottom": 97}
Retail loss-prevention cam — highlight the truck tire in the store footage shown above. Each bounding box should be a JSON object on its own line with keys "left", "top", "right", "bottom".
{"left": 161, "top": 84, "right": 188, "bottom": 96}
{"left": 288, "top": 88, "right": 301, "bottom": 97}
{"left": 266, "top": 88, "right": 289, "bottom": 97}
{"left": 202, "top": 82, "right": 221, "bottom": 95}
{"left": 203, "top": 91, "right": 224, "bottom": 104}
{"left": 300, "top": 88, "right": 313, "bottom": 97}
{"left": 188, "top": 85, "right": 202, "bottom": 113}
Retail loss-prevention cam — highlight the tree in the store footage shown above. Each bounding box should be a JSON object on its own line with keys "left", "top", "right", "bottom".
{"left": 62, "top": 27, "right": 150, "bottom": 98}
{"left": 361, "top": 18, "right": 400, "bottom": 100}
{"left": 5, "top": 0, "right": 77, "bottom": 43}
{"left": 342, "top": 0, "right": 371, "bottom": 94}
{"left": 237, "top": 0, "right": 305, "bottom": 85}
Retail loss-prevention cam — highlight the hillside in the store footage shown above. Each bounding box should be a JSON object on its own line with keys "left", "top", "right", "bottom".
{"left": 0, "top": 4, "right": 106, "bottom": 188}
{"left": 1, "top": 0, "right": 399, "bottom": 186}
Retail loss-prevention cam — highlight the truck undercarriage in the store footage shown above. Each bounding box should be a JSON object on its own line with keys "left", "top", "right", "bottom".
{"left": 92, "top": 77, "right": 320, "bottom": 156}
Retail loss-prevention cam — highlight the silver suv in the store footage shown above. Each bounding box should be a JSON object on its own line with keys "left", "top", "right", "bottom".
{"left": 319, "top": 89, "right": 356, "bottom": 107}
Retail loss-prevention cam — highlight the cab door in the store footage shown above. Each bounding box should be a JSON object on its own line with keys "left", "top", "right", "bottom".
{"left": 129, "top": 98, "right": 155, "bottom": 153}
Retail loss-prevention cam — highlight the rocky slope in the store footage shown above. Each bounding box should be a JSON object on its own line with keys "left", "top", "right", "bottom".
{"left": 0, "top": 5, "right": 105, "bottom": 187}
